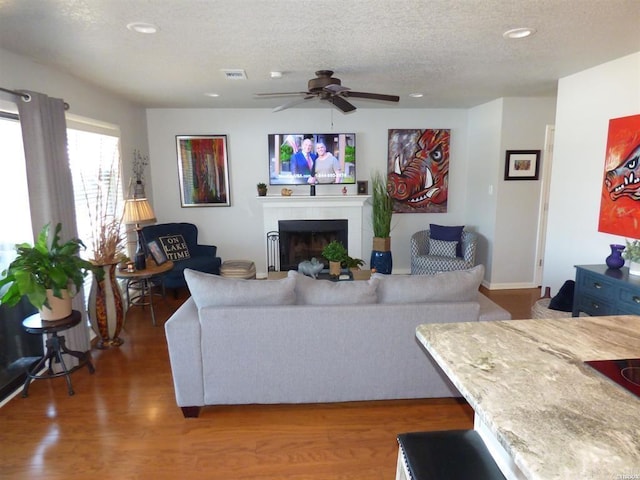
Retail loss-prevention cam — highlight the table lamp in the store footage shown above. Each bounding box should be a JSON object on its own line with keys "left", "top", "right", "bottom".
{"left": 123, "top": 198, "right": 156, "bottom": 270}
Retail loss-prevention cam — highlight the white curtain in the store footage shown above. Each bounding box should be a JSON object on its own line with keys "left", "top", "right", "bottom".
{"left": 17, "top": 91, "right": 90, "bottom": 366}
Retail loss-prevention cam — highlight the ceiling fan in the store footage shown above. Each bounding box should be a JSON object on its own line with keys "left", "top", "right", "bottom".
{"left": 255, "top": 70, "right": 400, "bottom": 113}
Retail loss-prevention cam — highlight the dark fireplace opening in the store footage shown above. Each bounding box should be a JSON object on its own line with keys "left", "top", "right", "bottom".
{"left": 279, "top": 219, "right": 348, "bottom": 271}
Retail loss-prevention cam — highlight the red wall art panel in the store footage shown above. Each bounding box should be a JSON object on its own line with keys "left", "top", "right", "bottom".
{"left": 387, "top": 129, "right": 450, "bottom": 213}
{"left": 598, "top": 114, "right": 640, "bottom": 238}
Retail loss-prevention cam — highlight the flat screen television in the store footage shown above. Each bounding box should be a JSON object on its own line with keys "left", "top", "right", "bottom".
{"left": 268, "top": 133, "right": 356, "bottom": 185}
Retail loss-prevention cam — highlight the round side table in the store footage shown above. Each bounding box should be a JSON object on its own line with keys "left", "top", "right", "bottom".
{"left": 116, "top": 260, "right": 174, "bottom": 326}
{"left": 21, "top": 310, "right": 95, "bottom": 397}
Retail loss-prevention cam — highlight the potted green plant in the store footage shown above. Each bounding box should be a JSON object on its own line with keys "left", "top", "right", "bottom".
{"left": 0, "top": 223, "right": 100, "bottom": 320}
{"left": 322, "top": 240, "right": 348, "bottom": 277}
{"left": 623, "top": 239, "right": 640, "bottom": 276}
{"left": 343, "top": 255, "right": 365, "bottom": 270}
{"left": 370, "top": 171, "right": 394, "bottom": 273}
{"left": 257, "top": 182, "right": 268, "bottom": 196}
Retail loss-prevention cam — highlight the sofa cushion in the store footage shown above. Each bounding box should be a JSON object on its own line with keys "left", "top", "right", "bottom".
{"left": 159, "top": 234, "right": 191, "bottom": 261}
{"left": 430, "top": 224, "right": 464, "bottom": 257}
{"left": 185, "top": 269, "right": 295, "bottom": 308}
{"left": 288, "top": 270, "right": 378, "bottom": 305}
{"left": 374, "top": 265, "right": 484, "bottom": 304}
{"left": 428, "top": 239, "right": 458, "bottom": 258}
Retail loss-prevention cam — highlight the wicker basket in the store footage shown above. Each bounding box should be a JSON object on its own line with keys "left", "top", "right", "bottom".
{"left": 531, "top": 297, "right": 572, "bottom": 319}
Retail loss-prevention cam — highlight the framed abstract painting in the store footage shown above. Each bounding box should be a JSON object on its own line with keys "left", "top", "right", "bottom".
{"left": 176, "top": 135, "right": 230, "bottom": 207}
{"left": 598, "top": 114, "right": 640, "bottom": 238}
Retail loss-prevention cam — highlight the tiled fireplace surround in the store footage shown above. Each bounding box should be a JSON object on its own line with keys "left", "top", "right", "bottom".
{"left": 260, "top": 195, "right": 370, "bottom": 271}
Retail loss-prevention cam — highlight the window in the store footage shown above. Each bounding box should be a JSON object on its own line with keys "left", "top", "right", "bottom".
{"left": 0, "top": 113, "right": 32, "bottom": 276}
{"left": 66, "top": 119, "right": 124, "bottom": 264}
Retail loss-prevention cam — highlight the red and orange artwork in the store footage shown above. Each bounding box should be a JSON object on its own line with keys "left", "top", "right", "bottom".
{"left": 598, "top": 114, "right": 640, "bottom": 238}
{"left": 387, "top": 129, "right": 450, "bottom": 213}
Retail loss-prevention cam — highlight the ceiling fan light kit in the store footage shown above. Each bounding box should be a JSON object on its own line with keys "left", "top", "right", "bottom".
{"left": 256, "top": 70, "right": 400, "bottom": 113}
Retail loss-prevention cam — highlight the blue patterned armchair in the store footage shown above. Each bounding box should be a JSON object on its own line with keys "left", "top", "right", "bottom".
{"left": 141, "top": 222, "right": 221, "bottom": 291}
{"left": 410, "top": 229, "right": 478, "bottom": 275}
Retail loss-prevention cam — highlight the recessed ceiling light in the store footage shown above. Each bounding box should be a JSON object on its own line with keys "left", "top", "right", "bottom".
{"left": 126, "top": 22, "right": 159, "bottom": 34}
{"left": 503, "top": 27, "right": 536, "bottom": 39}
{"left": 409, "top": 93, "right": 424, "bottom": 98}
{"left": 270, "top": 71, "right": 283, "bottom": 79}
{"left": 204, "top": 93, "right": 220, "bottom": 98}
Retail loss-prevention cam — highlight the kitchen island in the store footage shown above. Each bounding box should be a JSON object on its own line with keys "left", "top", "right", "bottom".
{"left": 416, "top": 315, "right": 640, "bottom": 480}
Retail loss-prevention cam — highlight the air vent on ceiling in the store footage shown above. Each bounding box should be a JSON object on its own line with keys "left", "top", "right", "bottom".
{"left": 221, "top": 69, "right": 248, "bottom": 80}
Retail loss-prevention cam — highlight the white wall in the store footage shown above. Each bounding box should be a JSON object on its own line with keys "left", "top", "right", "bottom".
{"left": 146, "top": 108, "right": 472, "bottom": 276}
{"left": 466, "top": 99, "right": 503, "bottom": 282}
{"left": 493, "top": 97, "right": 557, "bottom": 287}
{"left": 543, "top": 52, "right": 640, "bottom": 293}
{"left": 0, "top": 48, "right": 149, "bottom": 197}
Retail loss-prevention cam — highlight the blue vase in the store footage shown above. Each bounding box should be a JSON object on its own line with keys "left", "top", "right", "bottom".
{"left": 371, "top": 250, "right": 392, "bottom": 274}
{"left": 606, "top": 244, "right": 625, "bottom": 269}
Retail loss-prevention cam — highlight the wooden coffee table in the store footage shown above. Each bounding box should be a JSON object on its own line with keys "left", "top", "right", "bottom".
{"left": 116, "top": 260, "right": 174, "bottom": 326}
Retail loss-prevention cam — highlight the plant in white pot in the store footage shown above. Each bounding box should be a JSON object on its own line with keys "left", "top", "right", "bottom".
{"left": 623, "top": 239, "right": 640, "bottom": 276}
{"left": 0, "top": 223, "right": 100, "bottom": 320}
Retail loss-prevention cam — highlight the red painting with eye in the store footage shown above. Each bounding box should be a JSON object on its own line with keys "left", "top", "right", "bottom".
{"left": 598, "top": 114, "right": 640, "bottom": 238}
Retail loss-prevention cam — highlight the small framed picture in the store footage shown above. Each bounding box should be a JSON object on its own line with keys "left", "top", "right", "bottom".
{"left": 504, "top": 150, "right": 541, "bottom": 180}
{"left": 147, "top": 240, "right": 168, "bottom": 265}
{"left": 357, "top": 180, "right": 368, "bottom": 195}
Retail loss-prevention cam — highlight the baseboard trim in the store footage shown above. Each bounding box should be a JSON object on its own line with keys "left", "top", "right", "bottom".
{"left": 481, "top": 280, "right": 538, "bottom": 290}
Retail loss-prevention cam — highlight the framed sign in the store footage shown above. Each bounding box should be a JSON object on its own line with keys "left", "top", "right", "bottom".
{"left": 504, "top": 150, "right": 541, "bottom": 180}
{"left": 176, "top": 135, "right": 230, "bottom": 207}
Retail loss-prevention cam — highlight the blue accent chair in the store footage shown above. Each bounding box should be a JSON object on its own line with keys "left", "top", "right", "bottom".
{"left": 141, "top": 222, "right": 222, "bottom": 291}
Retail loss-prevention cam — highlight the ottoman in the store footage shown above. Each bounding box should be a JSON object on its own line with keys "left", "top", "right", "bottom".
{"left": 220, "top": 260, "right": 256, "bottom": 279}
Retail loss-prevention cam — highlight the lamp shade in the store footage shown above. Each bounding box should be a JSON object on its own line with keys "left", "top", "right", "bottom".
{"left": 123, "top": 198, "right": 156, "bottom": 225}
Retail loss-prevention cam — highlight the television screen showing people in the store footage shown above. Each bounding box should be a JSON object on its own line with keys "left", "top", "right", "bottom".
{"left": 268, "top": 133, "right": 356, "bottom": 185}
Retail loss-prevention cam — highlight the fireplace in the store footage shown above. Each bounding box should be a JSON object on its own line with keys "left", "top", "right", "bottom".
{"left": 260, "top": 195, "right": 369, "bottom": 276}
{"left": 279, "top": 219, "right": 348, "bottom": 270}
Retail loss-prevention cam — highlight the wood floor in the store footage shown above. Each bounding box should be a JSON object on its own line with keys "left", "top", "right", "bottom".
{"left": 0, "top": 285, "right": 539, "bottom": 479}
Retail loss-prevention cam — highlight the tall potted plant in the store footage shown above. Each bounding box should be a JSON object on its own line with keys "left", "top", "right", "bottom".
{"left": 0, "top": 223, "right": 99, "bottom": 320}
{"left": 370, "top": 171, "right": 393, "bottom": 274}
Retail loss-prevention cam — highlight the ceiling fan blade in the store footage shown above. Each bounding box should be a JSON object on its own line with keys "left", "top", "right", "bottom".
{"left": 328, "top": 95, "right": 356, "bottom": 113}
{"left": 272, "top": 95, "right": 316, "bottom": 112}
{"left": 345, "top": 91, "right": 400, "bottom": 102}
{"left": 255, "top": 91, "right": 310, "bottom": 98}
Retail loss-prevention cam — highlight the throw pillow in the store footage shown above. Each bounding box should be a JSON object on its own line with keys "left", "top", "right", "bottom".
{"left": 288, "top": 270, "right": 378, "bottom": 305}
{"left": 374, "top": 265, "right": 484, "bottom": 304}
{"left": 158, "top": 234, "right": 191, "bottom": 261}
{"left": 184, "top": 269, "right": 295, "bottom": 308}
{"left": 430, "top": 224, "right": 464, "bottom": 258}
{"left": 428, "top": 239, "right": 458, "bottom": 258}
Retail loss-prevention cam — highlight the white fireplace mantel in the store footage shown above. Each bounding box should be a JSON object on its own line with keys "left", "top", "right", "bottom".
{"left": 260, "top": 195, "right": 370, "bottom": 271}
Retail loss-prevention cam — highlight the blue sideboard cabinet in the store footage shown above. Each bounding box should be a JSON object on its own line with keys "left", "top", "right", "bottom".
{"left": 573, "top": 264, "right": 640, "bottom": 317}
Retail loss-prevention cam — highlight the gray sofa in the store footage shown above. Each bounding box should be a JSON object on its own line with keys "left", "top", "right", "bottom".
{"left": 164, "top": 265, "right": 510, "bottom": 417}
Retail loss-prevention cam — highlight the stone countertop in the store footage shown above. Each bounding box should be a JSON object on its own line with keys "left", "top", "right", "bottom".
{"left": 416, "top": 315, "right": 640, "bottom": 480}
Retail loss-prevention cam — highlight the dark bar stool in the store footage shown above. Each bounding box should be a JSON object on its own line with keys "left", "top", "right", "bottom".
{"left": 21, "top": 310, "right": 95, "bottom": 397}
{"left": 396, "top": 430, "right": 506, "bottom": 480}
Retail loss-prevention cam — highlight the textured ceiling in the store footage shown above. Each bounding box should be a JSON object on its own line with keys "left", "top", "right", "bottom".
{"left": 0, "top": 0, "right": 639, "bottom": 110}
